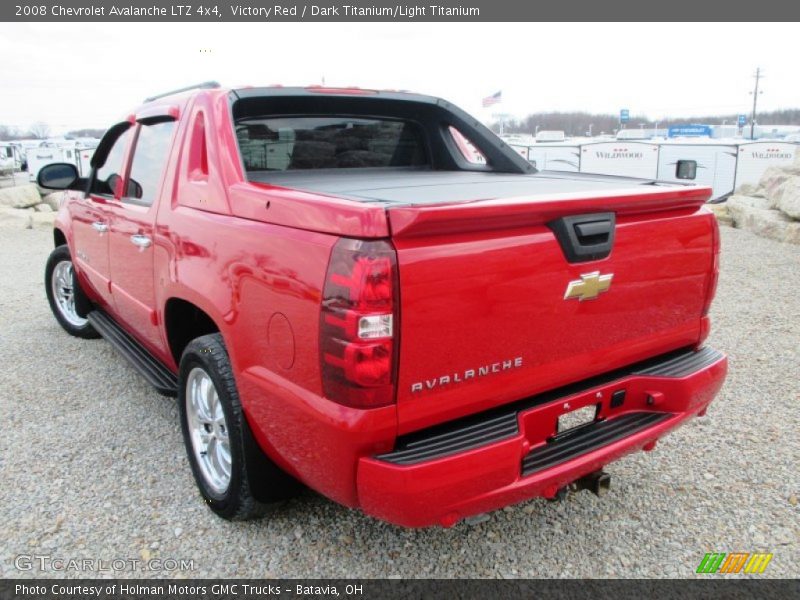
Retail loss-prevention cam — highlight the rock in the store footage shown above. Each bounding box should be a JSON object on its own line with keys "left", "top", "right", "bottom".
{"left": 0, "top": 184, "right": 41, "bottom": 209}
{"left": 728, "top": 194, "right": 770, "bottom": 212}
{"left": 735, "top": 183, "right": 762, "bottom": 197}
{"left": 707, "top": 203, "right": 734, "bottom": 227}
{"left": 727, "top": 195, "right": 800, "bottom": 245}
{"left": 0, "top": 206, "right": 32, "bottom": 229}
{"left": 30, "top": 211, "right": 56, "bottom": 231}
{"left": 773, "top": 177, "right": 800, "bottom": 220}
{"left": 34, "top": 203, "right": 53, "bottom": 213}
{"left": 789, "top": 494, "right": 798, "bottom": 507}
{"left": 42, "top": 192, "right": 64, "bottom": 211}
{"left": 758, "top": 164, "right": 800, "bottom": 206}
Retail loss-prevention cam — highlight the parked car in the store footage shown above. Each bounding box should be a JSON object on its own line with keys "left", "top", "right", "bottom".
{"left": 40, "top": 83, "right": 727, "bottom": 527}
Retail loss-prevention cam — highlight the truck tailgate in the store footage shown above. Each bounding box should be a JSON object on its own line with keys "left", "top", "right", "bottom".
{"left": 388, "top": 185, "right": 716, "bottom": 434}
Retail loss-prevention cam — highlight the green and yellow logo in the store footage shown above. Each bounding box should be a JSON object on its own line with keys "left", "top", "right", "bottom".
{"left": 697, "top": 552, "right": 773, "bottom": 574}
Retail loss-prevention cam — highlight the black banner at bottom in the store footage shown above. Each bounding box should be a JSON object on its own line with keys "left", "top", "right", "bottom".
{"left": 1, "top": 579, "right": 798, "bottom": 600}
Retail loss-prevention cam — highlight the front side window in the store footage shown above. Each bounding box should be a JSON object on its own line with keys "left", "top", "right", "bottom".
{"left": 125, "top": 121, "right": 176, "bottom": 205}
{"left": 92, "top": 127, "right": 132, "bottom": 196}
{"left": 235, "top": 116, "right": 427, "bottom": 172}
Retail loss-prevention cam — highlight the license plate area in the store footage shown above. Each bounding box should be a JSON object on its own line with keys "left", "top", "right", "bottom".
{"left": 557, "top": 404, "right": 599, "bottom": 435}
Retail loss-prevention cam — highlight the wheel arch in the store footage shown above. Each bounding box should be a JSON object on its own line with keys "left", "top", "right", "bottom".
{"left": 164, "top": 297, "right": 222, "bottom": 366}
{"left": 54, "top": 227, "right": 67, "bottom": 248}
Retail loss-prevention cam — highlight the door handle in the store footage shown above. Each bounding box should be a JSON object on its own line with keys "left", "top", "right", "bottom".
{"left": 130, "top": 234, "right": 152, "bottom": 249}
{"left": 91, "top": 221, "right": 108, "bottom": 233}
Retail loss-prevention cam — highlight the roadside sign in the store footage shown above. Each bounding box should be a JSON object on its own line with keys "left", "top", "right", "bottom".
{"left": 738, "top": 114, "right": 747, "bottom": 127}
{"left": 620, "top": 109, "right": 630, "bottom": 123}
{"left": 668, "top": 124, "right": 713, "bottom": 138}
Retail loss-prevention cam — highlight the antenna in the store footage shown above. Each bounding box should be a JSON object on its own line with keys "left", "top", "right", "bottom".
{"left": 144, "top": 81, "right": 221, "bottom": 102}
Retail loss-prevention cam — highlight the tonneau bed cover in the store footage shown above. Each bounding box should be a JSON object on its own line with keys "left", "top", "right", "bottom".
{"left": 249, "top": 168, "right": 690, "bottom": 207}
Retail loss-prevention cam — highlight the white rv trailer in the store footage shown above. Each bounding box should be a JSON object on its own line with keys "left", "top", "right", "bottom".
{"left": 74, "top": 142, "right": 97, "bottom": 176}
{"left": 527, "top": 142, "right": 581, "bottom": 172}
{"left": 579, "top": 141, "right": 660, "bottom": 179}
{"left": 27, "top": 140, "right": 97, "bottom": 182}
{"left": 0, "top": 143, "right": 18, "bottom": 175}
{"left": 535, "top": 130, "right": 566, "bottom": 142}
{"left": 656, "top": 140, "right": 739, "bottom": 201}
{"left": 507, "top": 144, "right": 530, "bottom": 160}
{"left": 616, "top": 128, "right": 667, "bottom": 140}
{"left": 733, "top": 141, "right": 799, "bottom": 190}
{"left": 26, "top": 144, "right": 71, "bottom": 182}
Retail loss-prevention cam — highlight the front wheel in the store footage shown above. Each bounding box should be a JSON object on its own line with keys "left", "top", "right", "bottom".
{"left": 179, "top": 333, "right": 300, "bottom": 520}
{"left": 44, "top": 245, "right": 99, "bottom": 339}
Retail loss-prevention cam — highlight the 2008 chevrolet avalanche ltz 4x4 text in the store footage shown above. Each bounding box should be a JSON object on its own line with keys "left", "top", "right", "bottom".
{"left": 40, "top": 82, "right": 726, "bottom": 527}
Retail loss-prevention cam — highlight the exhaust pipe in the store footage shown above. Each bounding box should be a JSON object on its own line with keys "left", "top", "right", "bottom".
{"left": 576, "top": 471, "right": 611, "bottom": 497}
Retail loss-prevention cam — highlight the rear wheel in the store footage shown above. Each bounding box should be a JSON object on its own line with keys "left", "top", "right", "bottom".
{"left": 179, "top": 333, "right": 300, "bottom": 520}
{"left": 44, "top": 245, "right": 99, "bottom": 339}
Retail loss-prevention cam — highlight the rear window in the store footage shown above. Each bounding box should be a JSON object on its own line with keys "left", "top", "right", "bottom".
{"left": 235, "top": 116, "right": 427, "bottom": 172}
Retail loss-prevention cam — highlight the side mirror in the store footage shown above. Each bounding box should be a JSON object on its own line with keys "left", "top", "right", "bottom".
{"left": 37, "top": 162, "right": 79, "bottom": 190}
{"left": 126, "top": 178, "right": 143, "bottom": 200}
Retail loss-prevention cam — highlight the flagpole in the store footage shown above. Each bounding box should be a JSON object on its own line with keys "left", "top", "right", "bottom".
{"left": 481, "top": 91, "right": 503, "bottom": 135}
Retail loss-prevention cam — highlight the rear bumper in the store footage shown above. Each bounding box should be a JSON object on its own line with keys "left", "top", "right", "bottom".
{"left": 357, "top": 346, "right": 727, "bottom": 528}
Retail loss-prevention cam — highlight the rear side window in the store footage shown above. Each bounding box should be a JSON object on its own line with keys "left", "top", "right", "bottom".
{"left": 448, "top": 126, "right": 487, "bottom": 165}
{"left": 125, "top": 121, "right": 176, "bottom": 205}
{"left": 235, "top": 116, "right": 427, "bottom": 172}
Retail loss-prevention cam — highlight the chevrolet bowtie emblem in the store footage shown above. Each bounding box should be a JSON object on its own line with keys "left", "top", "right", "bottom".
{"left": 564, "top": 272, "right": 614, "bottom": 301}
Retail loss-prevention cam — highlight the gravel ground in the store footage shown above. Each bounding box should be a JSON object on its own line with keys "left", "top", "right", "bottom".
{"left": 0, "top": 224, "right": 797, "bottom": 579}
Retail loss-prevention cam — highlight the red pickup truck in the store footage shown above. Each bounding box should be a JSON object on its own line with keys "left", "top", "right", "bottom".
{"left": 39, "top": 83, "right": 727, "bottom": 528}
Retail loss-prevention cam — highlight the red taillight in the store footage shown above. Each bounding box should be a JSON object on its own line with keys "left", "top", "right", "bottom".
{"left": 320, "top": 238, "right": 398, "bottom": 408}
{"left": 702, "top": 215, "right": 721, "bottom": 317}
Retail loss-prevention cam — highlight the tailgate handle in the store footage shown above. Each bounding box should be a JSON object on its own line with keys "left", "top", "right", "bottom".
{"left": 574, "top": 220, "right": 612, "bottom": 244}
{"left": 548, "top": 212, "right": 616, "bottom": 263}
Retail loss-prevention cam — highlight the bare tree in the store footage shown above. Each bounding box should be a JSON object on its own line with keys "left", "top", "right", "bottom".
{"left": 0, "top": 124, "right": 22, "bottom": 141}
{"left": 493, "top": 108, "right": 800, "bottom": 137}
{"left": 29, "top": 121, "right": 52, "bottom": 139}
{"left": 66, "top": 128, "right": 105, "bottom": 139}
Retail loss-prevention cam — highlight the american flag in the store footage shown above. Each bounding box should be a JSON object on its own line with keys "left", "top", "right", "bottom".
{"left": 482, "top": 90, "right": 502, "bottom": 108}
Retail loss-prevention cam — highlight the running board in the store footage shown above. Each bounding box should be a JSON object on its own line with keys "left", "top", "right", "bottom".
{"left": 87, "top": 310, "right": 178, "bottom": 396}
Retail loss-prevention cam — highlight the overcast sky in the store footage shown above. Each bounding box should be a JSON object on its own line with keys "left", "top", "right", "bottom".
{"left": 1, "top": 22, "right": 798, "bottom": 134}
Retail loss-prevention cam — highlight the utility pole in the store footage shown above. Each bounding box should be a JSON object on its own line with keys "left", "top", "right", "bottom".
{"left": 749, "top": 67, "right": 763, "bottom": 140}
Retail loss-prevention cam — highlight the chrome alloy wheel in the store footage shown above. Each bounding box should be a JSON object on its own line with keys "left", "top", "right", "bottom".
{"left": 51, "top": 260, "right": 88, "bottom": 328}
{"left": 186, "top": 367, "right": 232, "bottom": 495}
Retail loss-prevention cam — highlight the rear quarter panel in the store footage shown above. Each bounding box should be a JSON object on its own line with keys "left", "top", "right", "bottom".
{"left": 151, "top": 91, "right": 397, "bottom": 502}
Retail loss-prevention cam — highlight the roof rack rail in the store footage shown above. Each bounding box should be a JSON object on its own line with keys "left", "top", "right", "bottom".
{"left": 144, "top": 81, "right": 221, "bottom": 102}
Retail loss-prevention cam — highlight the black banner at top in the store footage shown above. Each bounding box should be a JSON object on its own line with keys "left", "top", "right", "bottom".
{"left": 2, "top": 0, "right": 800, "bottom": 22}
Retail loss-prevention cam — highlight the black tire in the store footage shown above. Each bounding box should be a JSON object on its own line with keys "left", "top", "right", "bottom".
{"left": 44, "top": 245, "right": 99, "bottom": 339}
{"left": 178, "top": 333, "right": 301, "bottom": 520}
